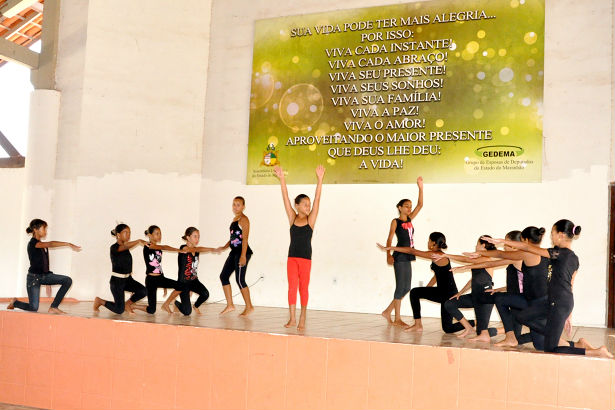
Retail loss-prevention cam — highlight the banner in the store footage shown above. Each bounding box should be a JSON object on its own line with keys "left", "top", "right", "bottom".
{"left": 247, "top": 0, "right": 544, "bottom": 184}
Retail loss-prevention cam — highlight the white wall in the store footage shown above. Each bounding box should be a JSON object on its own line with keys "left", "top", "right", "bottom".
{"left": 3, "top": 0, "right": 613, "bottom": 326}
{"left": 0, "top": 169, "right": 26, "bottom": 296}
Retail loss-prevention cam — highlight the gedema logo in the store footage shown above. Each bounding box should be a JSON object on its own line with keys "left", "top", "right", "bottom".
{"left": 474, "top": 145, "right": 524, "bottom": 158}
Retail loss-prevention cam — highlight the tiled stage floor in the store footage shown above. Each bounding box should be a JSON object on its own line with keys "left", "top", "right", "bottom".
{"left": 6, "top": 300, "right": 612, "bottom": 354}
{"left": 1, "top": 301, "right": 614, "bottom": 410}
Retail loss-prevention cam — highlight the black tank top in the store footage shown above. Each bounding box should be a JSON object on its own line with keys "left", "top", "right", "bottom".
{"left": 430, "top": 261, "right": 457, "bottom": 296}
{"left": 178, "top": 244, "right": 199, "bottom": 282}
{"left": 547, "top": 247, "right": 579, "bottom": 299}
{"left": 288, "top": 223, "right": 313, "bottom": 260}
{"left": 143, "top": 247, "right": 164, "bottom": 275}
{"left": 506, "top": 264, "right": 522, "bottom": 295}
{"left": 110, "top": 243, "right": 132, "bottom": 274}
{"left": 522, "top": 256, "right": 549, "bottom": 301}
{"left": 229, "top": 220, "right": 253, "bottom": 256}
{"left": 471, "top": 268, "right": 493, "bottom": 293}
{"left": 392, "top": 218, "right": 415, "bottom": 262}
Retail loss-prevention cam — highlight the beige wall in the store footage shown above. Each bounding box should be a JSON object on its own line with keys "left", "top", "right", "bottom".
{"left": 1, "top": 0, "right": 613, "bottom": 326}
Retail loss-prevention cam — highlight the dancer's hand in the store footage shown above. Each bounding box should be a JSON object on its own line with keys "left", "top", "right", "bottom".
{"left": 450, "top": 266, "right": 470, "bottom": 273}
{"left": 462, "top": 252, "right": 481, "bottom": 259}
{"left": 485, "top": 288, "right": 500, "bottom": 295}
{"left": 239, "top": 255, "right": 246, "bottom": 267}
{"left": 376, "top": 243, "right": 389, "bottom": 251}
{"left": 69, "top": 243, "right": 82, "bottom": 252}
{"left": 432, "top": 253, "right": 446, "bottom": 262}
{"left": 273, "top": 166, "right": 284, "bottom": 179}
{"left": 449, "top": 292, "right": 461, "bottom": 300}
{"left": 315, "top": 164, "right": 325, "bottom": 180}
{"left": 386, "top": 254, "right": 394, "bottom": 265}
{"left": 416, "top": 176, "right": 423, "bottom": 189}
{"left": 480, "top": 236, "right": 503, "bottom": 245}
{"left": 565, "top": 315, "right": 572, "bottom": 337}
{"left": 138, "top": 239, "right": 148, "bottom": 246}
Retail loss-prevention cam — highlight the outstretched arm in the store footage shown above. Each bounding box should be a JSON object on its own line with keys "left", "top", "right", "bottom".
{"left": 147, "top": 244, "right": 185, "bottom": 253}
{"left": 450, "top": 279, "right": 472, "bottom": 299}
{"left": 450, "top": 259, "right": 518, "bottom": 273}
{"left": 474, "top": 249, "right": 526, "bottom": 261}
{"left": 377, "top": 244, "right": 442, "bottom": 262}
{"left": 409, "top": 176, "right": 423, "bottom": 220}
{"left": 35, "top": 241, "right": 81, "bottom": 251}
{"left": 273, "top": 166, "right": 296, "bottom": 225}
{"left": 116, "top": 240, "right": 146, "bottom": 252}
{"left": 435, "top": 253, "right": 491, "bottom": 264}
{"left": 308, "top": 165, "right": 325, "bottom": 228}
{"left": 481, "top": 237, "right": 550, "bottom": 258}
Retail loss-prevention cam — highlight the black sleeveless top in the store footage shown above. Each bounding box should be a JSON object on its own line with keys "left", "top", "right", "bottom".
{"left": 392, "top": 218, "right": 415, "bottom": 262}
{"left": 471, "top": 268, "right": 493, "bottom": 293}
{"left": 178, "top": 244, "right": 199, "bottom": 282}
{"left": 27, "top": 238, "right": 49, "bottom": 274}
{"left": 110, "top": 243, "right": 132, "bottom": 274}
{"left": 229, "top": 220, "right": 253, "bottom": 256}
{"left": 506, "top": 264, "right": 522, "bottom": 295}
{"left": 289, "top": 223, "right": 313, "bottom": 260}
{"left": 522, "top": 256, "right": 549, "bottom": 301}
{"left": 547, "top": 247, "right": 579, "bottom": 300}
{"left": 431, "top": 261, "right": 457, "bottom": 296}
{"left": 143, "top": 247, "right": 164, "bottom": 275}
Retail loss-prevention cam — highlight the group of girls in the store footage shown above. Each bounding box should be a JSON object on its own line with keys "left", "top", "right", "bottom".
{"left": 7, "top": 169, "right": 615, "bottom": 358}
{"left": 377, "top": 189, "right": 612, "bottom": 358}
{"left": 9, "top": 165, "right": 325, "bottom": 331}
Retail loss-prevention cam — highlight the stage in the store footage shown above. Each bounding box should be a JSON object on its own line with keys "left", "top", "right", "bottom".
{"left": 0, "top": 301, "right": 614, "bottom": 410}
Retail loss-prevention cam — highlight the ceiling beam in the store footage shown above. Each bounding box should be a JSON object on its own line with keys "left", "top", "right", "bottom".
{"left": 4, "top": 11, "right": 40, "bottom": 40}
{"left": 0, "top": 0, "right": 39, "bottom": 18}
{"left": 0, "top": 37, "right": 39, "bottom": 68}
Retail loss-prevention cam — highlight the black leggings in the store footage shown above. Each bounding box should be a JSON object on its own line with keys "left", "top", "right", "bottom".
{"left": 393, "top": 261, "right": 412, "bottom": 300}
{"left": 220, "top": 252, "right": 251, "bottom": 288}
{"left": 410, "top": 286, "right": 475, "bottom": 333}
{"left": 104, "top": 276, "right": 146, "bottom": 314}
{"left": 518, "top": 295, "right": 584, "bottom": 355}
{"left": 495, "top": 292, "right": 537, "bottom": 345}
{"left": 145, "top": 274, "right": 184, "bottom": 314}
{"left": 174, "top": 278, "right": 209, "bottom": 316}
{"left": 444, "top": 292, "right": 497, "bottom": 336}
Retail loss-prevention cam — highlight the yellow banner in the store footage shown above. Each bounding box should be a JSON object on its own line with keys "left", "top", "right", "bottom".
{"left": 247, "top": 0, "right": 544, "bottom": 184}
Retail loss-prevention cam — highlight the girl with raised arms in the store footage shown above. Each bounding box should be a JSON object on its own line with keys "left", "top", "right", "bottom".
{"left": 273, "top": 164, "right": 325, "bottom": 331}
{"left": 439, "top": 236, "right": 514, "bottom": 341}
{"left": 378, "top": 232, "right": 472, "bottom": 333}
{"left": 94, "top": 224, "right": 147, "bottom": 314}
{"left": 165, "top": 226, "right": 218, "bottom": 315}
{"left": 481, "top": 220, "right": 612, "bottom": 358}
{"left": 8, "top": 219, "right": 80, "bottom": 314}
{"left": 217, "top": 196, "right": 255, "bottom": 316}
{"left": 381, "top": 177, "right": 424, "bottom": 326}
{"left": 130, "top": 225, "right": 189, "bottom": 314}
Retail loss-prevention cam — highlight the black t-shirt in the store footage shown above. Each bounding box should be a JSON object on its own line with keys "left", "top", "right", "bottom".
{"left": 392, "top": 218, "right": 416, "bottom": 262}
{"left": 110, "top": 243, "right": 132, "bottom": 274}
{"left": 506, "top": 264, "right": 522, "bottom": 295}
{"left": 178, "top": 244, "right": 199, "bottom": 282}
{"left": 143, "top": 246, "right": 163, "bottom": 275}
{"left": 547, "top": 247, "right": 579, "bottom": 299}
{"left": 430, "top": 261, "right": 457, "bottom": 296}
{"left": 288, "top": 223, "right": 312, "bottom": 260}
{"left": 471, "top": 268, "right": 493, "bottom": 293}
{"left": 27, "top": 237, "right": 49, "bottom": 274}
{"left": 229, "top": 220, "right": 253, "bottom": 256}
{"left": 522, "top": 256, "right": 549, "bottom": 301}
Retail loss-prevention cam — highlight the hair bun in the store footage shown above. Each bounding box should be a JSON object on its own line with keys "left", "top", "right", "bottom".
{"left": 539, "top": 227, "right": 546, "bottom": 235}
{"left": 441, "top": 243, "right": 448, "bottom": 250}
{"left": 573, "top": 225, "right": 582, "bottom": 236}
{"left": 110, "top": 230, "right": 116, "bottom": 236}
{"left": 144, "top": 230, "right": 149, "bottom": 236}
{"left": 26, "top": 227, "right": 32, "bottom": 233}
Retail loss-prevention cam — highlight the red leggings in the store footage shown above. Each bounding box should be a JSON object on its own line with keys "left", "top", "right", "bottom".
{"left": 287, "top": 257, "right": 311, "bottom": 306}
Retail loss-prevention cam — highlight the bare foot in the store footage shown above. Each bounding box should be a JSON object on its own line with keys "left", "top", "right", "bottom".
{"left": 161, "top": 304, "right": 172, "bottom": 314}
{"left": 381, "top": 310, "right": 392, "bottom": 323}
{"left": 48, "top": 307, "right": 66, "bottom": 314}
{"left": 469, "top": 333, "right": 492, "bottom": 343}
{"left": 284, "top": 319, "right": 296, "bottom": 328}
{"left": 7, "top": 297, "right": 16, "bottom": 310}
{"left": 193, "top": 305, "right": 201, "bottom": 315}
{"left": 239, "top": 306, "right": 254, "bottom": 316}
{"left": 124, "top": 303, "right": 135, "bottom": 314}
{"left": 496, "top": 327, "right": 505, "bottom": 335}
{"left": 392, "top": 319, "right": 408, "bottom": 327}
{"left": 494, "top": 336, "right": 518, "bottom": 347}
{"left": 297, "top": 318, "right": 306, "bottom": 331}
{"left": 173, "top": 305, "right": 180, "bottom": 313}
{"left": 576, "top": 337, "right": 595, "bottom": 350}
{"left": 456, "top": 328, "right": 471, "bottom": 338}
{"left": 219, "top": 305, "right": 235, "bottom": 315}
{"left": 403, "top": 324, "right": 423, "bottom": 333}
{"left": 587, "top": 346, "right": 614, "bottom": 359}
{"left": 93, "top": 297, "right": 104, "bottom": 312}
